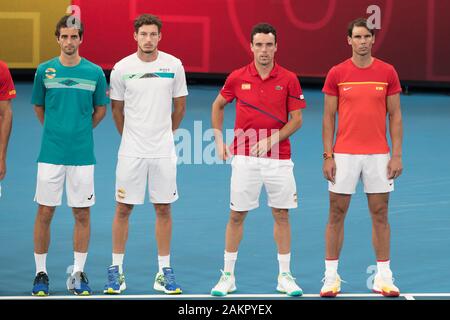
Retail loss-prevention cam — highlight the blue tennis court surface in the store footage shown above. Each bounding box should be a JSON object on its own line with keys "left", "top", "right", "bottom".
{"left": 0, "top": 83, "right": 449, "bottom": 299}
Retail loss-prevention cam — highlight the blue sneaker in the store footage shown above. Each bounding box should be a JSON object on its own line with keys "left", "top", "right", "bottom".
{"left": 153, "top": 267, "right": 182, "bottom": 294}
{"left": 32, "top": 272, "right": 49, "bottom": 296}
{"left": 67, "top": 271, "right": 93, "bottom": 296}
{"left": 103, "top": 265, "right": 126, "bottom": 294}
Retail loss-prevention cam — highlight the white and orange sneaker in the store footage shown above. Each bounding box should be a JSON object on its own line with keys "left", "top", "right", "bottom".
{"left": 320, "top": 272, "right": 342, "bottom": 298}
{"left": 372, "top": 272, "right": 400, "bottom": 297}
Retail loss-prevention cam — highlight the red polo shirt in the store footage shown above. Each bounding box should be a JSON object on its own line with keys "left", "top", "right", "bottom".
{"left": 220, "top": 62, "right": 306, "bottom": 159}
{"left": 322, "top": 58, "right": 401, "bottom": 154}
{"left": 0, "top": 61, "right": 16, "bottom": 100}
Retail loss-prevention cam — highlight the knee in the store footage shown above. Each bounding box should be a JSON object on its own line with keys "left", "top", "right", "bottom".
{"left": 229, "top": 211, "right": 246, "bottom": 226}
{"left": 273, "top": 209, "right": 289, "bottom": 225}
{"left": 328, "top": 202, "right": 347, "bottom": 225}
{"left": 116, "top": 203, "right": 133, "bottom": 219}
{"left": 155, "top": 204, "right": 171, "bottom": 219}
{"left": 38, "top": 206, "right": 55, "bottom": 224}
{"left": 371, "top": 205, "right": 389, "bottom": 225}
{"left": 73, "top": 208, "right": 90, "bottom": 225}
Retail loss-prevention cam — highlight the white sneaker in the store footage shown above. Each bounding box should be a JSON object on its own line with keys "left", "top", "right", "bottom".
{"left": 211, "top": 270, "right": 236, "bottom": 296}
{"left": 320, "top": 272, "right": 342, "bottom": 297}
{"left": 277, "top": 272, "right": 303, "bottom": 296}
{"left": 373, "top": 272, "right": 400, "bottom": 297}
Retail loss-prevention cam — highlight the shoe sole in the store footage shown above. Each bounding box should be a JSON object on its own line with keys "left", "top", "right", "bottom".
{"left": 276, "top": 288, "right": 303, "bottom": 297}
{"left": 276, "top": 283, "right": 303, "bottom": 297}
{"left": 211, "top": 288, "right": 236, "bottom": 297}
{"left": 103, "top": 287, "right": 122, "bottom": 294}
{"left": 32, "top": 291, "right": 48, "bottom": 297}
{"left": 165, "top": 288, "right": 183, "bottom": 295}
{"left": 320, "top": 290, "right": 340, "bottom": 298}
{"left": 372, "top": 289, "right": 400, "bottom": 297}
{"left": 154, "top": 282, "right": 182, "bottom": 294}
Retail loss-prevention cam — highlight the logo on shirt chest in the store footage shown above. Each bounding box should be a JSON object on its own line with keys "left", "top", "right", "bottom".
{"left": 241, "top": 83, "right": 251, "bottom": 90}
{"left": 45, "top": 68, "right": 56, "bottom": 79}
{"left": 159, "top": 67, "right": 171, "bottom": 72}
{"left": 275, "top": 85, "right": 283, "bottom": 91}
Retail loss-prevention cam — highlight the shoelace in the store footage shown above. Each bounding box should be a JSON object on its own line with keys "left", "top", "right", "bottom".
{"left": 34, "top": 272, "right": 49, "bottom": 285}
{"left": 219, "top": 270, "right": 232, "bottom": 282}
{"left": 108, "top": 268, "right": 119, "bottom": 284}
{"left": 80, "top": 272, "right": 89, "bottom": 284}
{"left": 164, "top": 271, "right": 176, "bottom": 285}
{"left": 379, "top": 276, "right": 396, "bottom": 286}
{"left": 321, "top": 276, "right": 347, "bottom": 286}
{"left": 282, "top": 273, "right": 296, "bottom": 282}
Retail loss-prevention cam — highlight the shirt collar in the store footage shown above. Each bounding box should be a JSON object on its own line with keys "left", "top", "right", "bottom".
{"left": 249, "top": 61, "right": 279, "bottom": 79}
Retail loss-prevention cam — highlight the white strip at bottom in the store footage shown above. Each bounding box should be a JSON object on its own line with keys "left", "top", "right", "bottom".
{"left": 0, "top": 293, "right": 449, "bottom": 300}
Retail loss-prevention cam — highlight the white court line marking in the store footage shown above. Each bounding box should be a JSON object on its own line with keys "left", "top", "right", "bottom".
{"left": 0, "top": 293, "right": 449, "bottom": 300}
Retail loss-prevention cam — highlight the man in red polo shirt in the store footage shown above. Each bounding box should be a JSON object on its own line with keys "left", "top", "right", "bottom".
{"left": 0, "top": 60, "right": 15, "bottom": 196}
{"left": 210, "top": 23, "right": 306, "bottom": 296}
{"left": 320, "top": 18, "right": 403, "bottom": 298}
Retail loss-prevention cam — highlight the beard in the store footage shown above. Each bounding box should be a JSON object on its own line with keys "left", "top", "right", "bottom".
{"left": 140, "top": 45, "right": 156, "bottom": 54}
{"left": 63, "top": 47, "right": 77, "bottom": 55}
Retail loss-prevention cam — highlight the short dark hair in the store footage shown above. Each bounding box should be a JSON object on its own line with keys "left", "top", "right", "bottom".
{"left": 134, "top": 14, "right": 162, "bottom": 33}
{"left": 347, "top": 18, "right": 375, "bottom": 37}
{"left": 251, "top": 23, "right": 277, "bottom": 44}
{"left": 55, "top": 15, "right": 84, "bottom": 39}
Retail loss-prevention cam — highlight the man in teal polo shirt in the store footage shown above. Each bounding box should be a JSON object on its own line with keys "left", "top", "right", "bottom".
{"left": 30, "top": 15, "right": 108, "bottom": 296}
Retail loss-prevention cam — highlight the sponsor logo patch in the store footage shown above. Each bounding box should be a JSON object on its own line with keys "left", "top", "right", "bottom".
{"left": 241, "top": 83, "right": 251, "bottom": 90}
{"left": 275, "top": 85, "right": 283, "bottom": 91}
{"left": 117, "top": 188, "right": 126, "bottom": 200}
{"left": 45, "top": 68, "right": 56, "bottom": 79}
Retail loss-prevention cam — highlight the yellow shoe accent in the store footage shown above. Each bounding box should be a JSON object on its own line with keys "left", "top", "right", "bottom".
{"left": 320, "top": 274, "right": 341, "bottom": 297}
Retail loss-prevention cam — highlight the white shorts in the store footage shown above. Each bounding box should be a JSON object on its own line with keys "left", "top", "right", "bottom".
{"left": 329, "top": 153, "right": 394, "bottom": 194}
{"left": 230, "top": 155, "right": 298, "bottom": 211}
{"left": 34, "top": 163, "right": 95, "bottom": 207}
{"left": 115, "top": 156, "right": 178, "bottom": 205}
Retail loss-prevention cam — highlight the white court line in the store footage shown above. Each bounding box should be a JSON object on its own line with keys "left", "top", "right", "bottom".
{"left": 0, "top": 293, "right": 449, "bottom": 300}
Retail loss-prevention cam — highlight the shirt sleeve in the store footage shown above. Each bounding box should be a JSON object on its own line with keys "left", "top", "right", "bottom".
{"left": 387, "top": 66, "right": 402, "bottom": 96}
{"left": 93, "top": 68, "right": 110, "bottom": 106}
{"left": 173, "top": 62, "right": 188, "bottom": 98}
{"left": 322, "top": 67, "right": 339, "bottom": 96}
{"left": 109, "top": 65, "right": 125, "bottom": 101}
{"left": 0, "top": 63, "right": 16, "bottom": 100}
{"left": 287, "top": 73, "right": 306, "bottom": 112}
{"left": 219, "top": 72, "right": 236, "bottom": 103}
{"left": 31, "top": 66, "right": 45, "bottom": 106}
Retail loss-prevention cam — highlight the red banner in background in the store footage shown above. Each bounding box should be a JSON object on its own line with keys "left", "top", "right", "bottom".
{"left": 72, "top": 0, "right": 450, "bottom": 82}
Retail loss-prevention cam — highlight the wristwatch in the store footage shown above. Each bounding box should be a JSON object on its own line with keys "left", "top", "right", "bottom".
{"left": 323, "top": 152, "right": 334, "bottom": 160}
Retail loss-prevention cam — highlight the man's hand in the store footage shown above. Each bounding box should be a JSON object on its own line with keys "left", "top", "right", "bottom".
{"left": 250, "top": 137, "right": 274, "bottom": 157}
{"left": 387, "top": 156, "right": 403, "bottom": 179}
{"left": 323, "top": 158, "right": 336, "bottom": 184}
{"left": 216, "top": 140, "right": 231, "bottom": 160}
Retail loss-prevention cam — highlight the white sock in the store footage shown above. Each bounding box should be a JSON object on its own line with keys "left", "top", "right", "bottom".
{"left": 112, "top": 253, "right": 124, "bottom": 273}
{"left": 224, "top": 251, "right": 238, "bottom": 274}
{"left": 158, "top": 255, "right": 170, "bottom": 273}
{"left": 377, "top": 260, "right": 391, "bottom": 277}
{"left": 34, "top": 253, "right": 47, "bottom": 275}
{"left": 325, "top": 259, "right": 339, "bottom": 276}
{"left": 72, "top": 251, "right": 88, "bottom": 275}
{"left": 277, "top": 253, "right": 291, "bottom": 274}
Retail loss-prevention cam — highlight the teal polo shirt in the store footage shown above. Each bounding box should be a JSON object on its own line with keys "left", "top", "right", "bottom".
{"left": 31, "top": 57, "right": 109, "bottom": 165}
